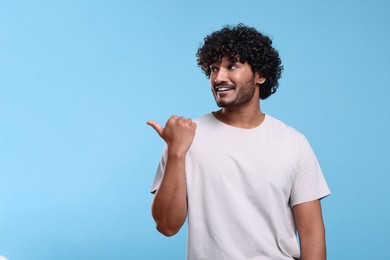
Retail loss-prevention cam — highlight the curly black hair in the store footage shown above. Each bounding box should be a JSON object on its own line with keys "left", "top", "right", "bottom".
{"left": 196, "top": 24, "right": 283, "bottom": 100}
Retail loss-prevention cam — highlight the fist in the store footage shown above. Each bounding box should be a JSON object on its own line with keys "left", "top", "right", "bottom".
{"left": 147, "top": 115, "right": 197, "bottom": 155}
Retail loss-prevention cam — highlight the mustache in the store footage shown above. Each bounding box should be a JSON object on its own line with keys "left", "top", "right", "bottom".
{"left": 213, "top": 82, "right": 236, "bottom": 88}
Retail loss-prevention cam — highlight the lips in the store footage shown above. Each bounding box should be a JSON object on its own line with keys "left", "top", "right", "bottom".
{"left": 215, "top": 84, "right": 235, "bottom": 93}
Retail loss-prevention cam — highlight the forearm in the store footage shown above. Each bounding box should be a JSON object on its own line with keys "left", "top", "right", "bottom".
{"left": 151, "top": 152, "right": 188, "bottom": 236}
{"left": 294, "top": 200, "right": 327, "bottom": 260}
{"left": 299, "top": 226, "right": 326, "bottom": 260}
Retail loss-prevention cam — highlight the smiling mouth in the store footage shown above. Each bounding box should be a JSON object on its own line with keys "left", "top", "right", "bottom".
{"left": 215, "top": 85, "right": 235, "bottom": 93}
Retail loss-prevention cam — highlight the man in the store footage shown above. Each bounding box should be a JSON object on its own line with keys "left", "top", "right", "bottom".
{"left": 148, "top": 24, "right": 330, "bottom": 260}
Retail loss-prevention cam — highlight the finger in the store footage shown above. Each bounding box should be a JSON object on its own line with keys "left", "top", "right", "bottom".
{"left": 147, "top": 120, "right": 164, "bottom": 137}
{"left": 167, "top": 115, "right": 179, "bottom": 125}
{"left": 170, "top": 115, "right": 179, "bottom": 121}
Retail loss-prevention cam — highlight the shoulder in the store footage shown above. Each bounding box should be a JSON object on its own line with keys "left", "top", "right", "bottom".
{"left": 193, "top": 113, "right": 218, "bottom": 128}
{"left": 264, "top": 116, "right": 318, "bottom": 164}
{"left": 264, "top": 115, "right": 310, "bottom": 147}
{"left": 265, "top": 115, "right": 304, "bottom": 137}
{"left": 193, "top": 113, "right": 214, "bottom": 123}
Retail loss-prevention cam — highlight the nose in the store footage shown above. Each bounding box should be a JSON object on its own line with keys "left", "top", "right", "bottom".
{"left": 213, "top": 68, "right": 228, "bottom": 84}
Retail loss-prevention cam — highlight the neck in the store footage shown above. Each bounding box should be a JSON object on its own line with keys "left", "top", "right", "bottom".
{"left": 213, "top": 101, "right": 265, "bottom": 129}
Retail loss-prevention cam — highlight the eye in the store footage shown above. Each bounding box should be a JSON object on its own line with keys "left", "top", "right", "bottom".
{"left": 229, "top": 63, "right": 238, "bottom": 70}
{"left": 210, "top": 66, "right": 219, "bottom": 73}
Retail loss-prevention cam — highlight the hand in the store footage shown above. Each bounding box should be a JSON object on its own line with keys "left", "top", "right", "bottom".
{"left": 147, "top": 116, "right": 197, "bottom": 155}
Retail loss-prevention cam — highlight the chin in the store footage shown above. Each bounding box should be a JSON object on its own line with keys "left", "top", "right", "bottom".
{"left": 216, "top": 102, "right": 233, "bottom": 108}
{"left": 215, "top": 98, "right": 231, "bottom": 108}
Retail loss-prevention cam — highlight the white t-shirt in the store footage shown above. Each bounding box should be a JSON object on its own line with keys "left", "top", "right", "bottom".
{"left": 151, "top": 114, "right": 330, "bottom": 260}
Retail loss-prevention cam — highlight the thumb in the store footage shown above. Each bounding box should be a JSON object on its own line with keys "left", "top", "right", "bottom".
{"left": 147, "top": 120, "right": 164, "bottom": 137}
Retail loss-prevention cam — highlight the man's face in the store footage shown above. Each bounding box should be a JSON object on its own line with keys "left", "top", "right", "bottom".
{"left": 209, "top": 57, "right": 265, "bottom": 108}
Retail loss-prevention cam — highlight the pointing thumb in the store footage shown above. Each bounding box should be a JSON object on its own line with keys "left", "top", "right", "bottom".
{"left": 147, "top": 120, "right": 164, "bottom": 137}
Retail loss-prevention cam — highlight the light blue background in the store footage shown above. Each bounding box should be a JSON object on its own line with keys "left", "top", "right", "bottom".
{"left": 1, "top": 1, "right": 389, "bottom": 259}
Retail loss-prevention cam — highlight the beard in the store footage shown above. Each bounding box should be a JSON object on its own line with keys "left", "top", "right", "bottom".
{"left": 214, "top": 76, "right": 258, "bottom": 108}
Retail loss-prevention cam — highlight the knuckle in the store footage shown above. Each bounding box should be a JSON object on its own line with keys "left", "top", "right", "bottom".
{"left": 168, "top": 115, "right": 178, "bottom": 123}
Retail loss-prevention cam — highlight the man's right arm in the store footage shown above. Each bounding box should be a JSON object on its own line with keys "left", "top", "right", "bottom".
{"left": 151, "top": 150, "right": 188, "bottom": 236}
{"left": 147, "top": 116, "right": 196, "bottom": 236}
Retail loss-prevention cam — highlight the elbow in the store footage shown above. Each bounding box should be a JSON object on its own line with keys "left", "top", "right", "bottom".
{"left": 151, "top": 199, "right": 187, "bottom": 236}
{"left": 152, "top": 207, "right": 186, "bottom": 236}
{"left": 156, "top": 223, "right": 181, "bottom": 237}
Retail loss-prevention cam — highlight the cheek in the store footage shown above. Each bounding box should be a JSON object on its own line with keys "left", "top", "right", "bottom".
{"left": 209, "top": 74, "right": 216, "bottom": 83}
{"left": 210, "top": 78, "right": 217, "bottom": 90}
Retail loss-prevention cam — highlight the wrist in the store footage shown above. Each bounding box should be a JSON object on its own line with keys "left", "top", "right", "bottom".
{"left": 167, "top": 147, "right": 187, "bottom": 159}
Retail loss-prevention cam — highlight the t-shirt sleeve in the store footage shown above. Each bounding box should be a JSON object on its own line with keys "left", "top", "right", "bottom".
{"left": 150, "top": 146, "right": 167, "bottom": 194}
{"left": 290, "top": 135, "right": 331, "bottom": 207}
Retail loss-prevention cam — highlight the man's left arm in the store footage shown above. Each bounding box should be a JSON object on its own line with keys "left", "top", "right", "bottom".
{"left": 293, "top": 199, "right": 326, "bottom": 260}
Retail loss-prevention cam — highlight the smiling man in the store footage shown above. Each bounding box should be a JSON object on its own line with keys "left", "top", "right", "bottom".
{"left": 148, "top": 24, "right": 330, "bottom": 260}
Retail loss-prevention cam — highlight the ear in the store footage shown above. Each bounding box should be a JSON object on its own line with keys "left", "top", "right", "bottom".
{"left": 255, "top": 73, "right": 266, "bottom": 85}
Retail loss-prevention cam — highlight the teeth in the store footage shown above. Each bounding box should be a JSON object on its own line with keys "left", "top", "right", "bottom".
{"left": 217, "top": 87, "right": 231, "bottom": 92}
